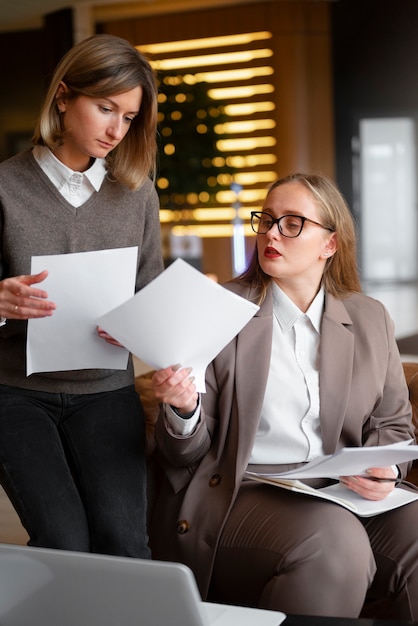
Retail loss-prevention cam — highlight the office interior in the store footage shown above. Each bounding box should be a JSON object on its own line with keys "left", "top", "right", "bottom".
{"left": 1, "top": 0, "right": 418, "bottom": 537}
{"left": 2, "top": 0, "right": 418, "bottom": 343}
{"left": 0, "top": 0, "right": 418, "bottom": 560}
{"left": 0, "top": 7, "right": 418, "bottom": 616}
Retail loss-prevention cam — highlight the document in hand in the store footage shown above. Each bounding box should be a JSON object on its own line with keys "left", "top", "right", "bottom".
{"left": 97, "top": 259, "right": 260, "bottom": 392}
{"left": 245, "top": 440, "right": 418, "bottom": 480}
{"left": 244, "top": 441, "right": 418, "bottom": 516}
{"left": 243, "top": 476, "right": 418, "bottom": 517}
{"left": 27, "top": 247, "right": 138, "bottom": 375}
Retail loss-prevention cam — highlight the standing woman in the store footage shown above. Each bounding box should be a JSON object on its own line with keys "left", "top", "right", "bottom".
{"left": 0, "top": 34, "right": 163, "bottom": 557}
{"left": 150, "top": 173, "right": 418, "bottom": 619}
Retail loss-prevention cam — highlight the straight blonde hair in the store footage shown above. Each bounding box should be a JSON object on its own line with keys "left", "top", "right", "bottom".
{"left": 33, "top": 34, "right": 158, "bottom": 190}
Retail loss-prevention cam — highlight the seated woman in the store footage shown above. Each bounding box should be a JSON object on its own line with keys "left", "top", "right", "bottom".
{"left": 149, "top": 173, "right": 418, "bottom": 620}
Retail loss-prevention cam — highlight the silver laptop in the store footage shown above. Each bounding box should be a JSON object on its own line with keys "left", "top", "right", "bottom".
{"left": 0, "top": 543, "right": 286, "bottom": 626}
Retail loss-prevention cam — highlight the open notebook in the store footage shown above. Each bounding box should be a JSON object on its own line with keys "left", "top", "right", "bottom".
{"left": 0, "top": 543, "right": 286, "bottom": 626}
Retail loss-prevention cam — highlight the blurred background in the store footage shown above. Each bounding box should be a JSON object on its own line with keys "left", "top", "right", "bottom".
{"left": 1, "top": 0, "right": 418, "bottom": 347}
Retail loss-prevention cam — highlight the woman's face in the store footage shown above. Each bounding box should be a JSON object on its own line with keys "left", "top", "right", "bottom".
{"left": 257, "top": 181, "right": 337, "bottom": 290}
{"left": 54, "top": 84, "right": 143, "bottom": 171}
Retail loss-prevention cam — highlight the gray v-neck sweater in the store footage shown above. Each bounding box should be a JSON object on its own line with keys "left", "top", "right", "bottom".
{"left": 0, "top": 150, "right": 164, "bottom": 393}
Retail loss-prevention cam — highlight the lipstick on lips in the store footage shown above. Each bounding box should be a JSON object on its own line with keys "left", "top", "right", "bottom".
{"left": 264, "top": 246, "right": 281, "bottom": 258}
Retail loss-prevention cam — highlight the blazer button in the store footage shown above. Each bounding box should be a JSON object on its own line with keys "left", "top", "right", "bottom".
{"left": 177, "top": 520, "right": 190, "bottom": 534}
{"left": 209, "top": 474, "right": 221, "bottom": 488}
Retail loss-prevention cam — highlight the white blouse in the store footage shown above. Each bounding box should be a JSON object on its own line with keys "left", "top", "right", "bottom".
{"left": 249, "top": 283, "right": 325, "bottom": 464}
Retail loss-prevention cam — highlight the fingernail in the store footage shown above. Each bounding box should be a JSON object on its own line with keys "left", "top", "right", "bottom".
{"left": 172, "top": 364, "right": 181, "bottom": 371}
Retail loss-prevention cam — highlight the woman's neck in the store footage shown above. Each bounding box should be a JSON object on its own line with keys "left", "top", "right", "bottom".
{"left": 272, "top": 278, "right": 322, "bottom": 313}
{"left": 52, "top": 147, "right": 92, "bottom": 173}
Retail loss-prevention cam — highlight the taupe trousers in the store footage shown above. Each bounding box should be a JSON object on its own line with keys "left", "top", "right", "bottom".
{"left": 208, "top": 481, "right": 418, "bottom": 619}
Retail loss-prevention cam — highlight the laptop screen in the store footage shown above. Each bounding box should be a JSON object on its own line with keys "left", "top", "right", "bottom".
{"left": 0, "top": 543, "right": 285, "bottom": 626}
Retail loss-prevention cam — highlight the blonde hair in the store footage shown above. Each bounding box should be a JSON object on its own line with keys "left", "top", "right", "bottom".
{"left": 33, "top": 34, "right": 158, "bottom": 190}
{"left": 240, "top": 173, "right": 362, "bottom": 303}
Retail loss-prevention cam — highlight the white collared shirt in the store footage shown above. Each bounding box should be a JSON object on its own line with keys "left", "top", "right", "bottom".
{"left": 249, "top": 283, "right": 325, "bottom": 464}
{"left": 32, "top": 145, "right": 107, "bottom": 207}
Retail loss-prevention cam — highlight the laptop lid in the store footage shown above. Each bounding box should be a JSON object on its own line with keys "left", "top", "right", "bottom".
{"left": 0, "top": 543, "right": 285, "bottom": 626}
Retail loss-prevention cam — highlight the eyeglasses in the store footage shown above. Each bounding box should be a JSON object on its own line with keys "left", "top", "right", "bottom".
{"left": 250, "top": 211, "right": 334, "bottom": 238}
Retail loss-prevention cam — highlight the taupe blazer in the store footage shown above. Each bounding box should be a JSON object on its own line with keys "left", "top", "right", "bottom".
{"left": 149, "top": 282, "right": 414, "bottom": 597}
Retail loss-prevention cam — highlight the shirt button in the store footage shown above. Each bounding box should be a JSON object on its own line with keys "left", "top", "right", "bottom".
{"left": 177, "top": 520, "right": 190, "bottom": 534}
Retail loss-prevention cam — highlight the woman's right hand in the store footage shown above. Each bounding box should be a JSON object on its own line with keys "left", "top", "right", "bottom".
{"left": 152, "top": 364, "right": 198, "bottom": 415}
{"left": 0, "top": 270, "right": 56, "bottom": 320}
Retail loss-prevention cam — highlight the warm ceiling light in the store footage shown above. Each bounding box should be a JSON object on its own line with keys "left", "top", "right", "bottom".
{"left": 224, "top": 102, "right": 276, "bottom": 116}
{"left": 216, "top": 189, "right": 268, "bottom": 203}
{"left": 151, "top": 49, "right": 273, "bottom": 71}
{"left": 193, "top": 208, "right": 235, "bottom": 220}
{"left": 226, "top": 154, "right": 277, "bottom": 167}
{"left": 217, "top": 136, "right": 277, "bottom": 151}
{"left": 208, "top": 84, "right": 274, "bottom": 100}
{"left": 138, "top": 32, "right": 272, "bottom": 55}
{"left": 171, "top": 224, "right": 255, "bottom": 238}
{"left": 157, "top": 177, "right": 169, "bottom": 189}
{"left": 192, "top": 66, "right": 274, "bottom": 84}
{"left": 215, "top": 119, "right": 276, "bottom": 134}
{"left": 233, "top": 171, "right": 277, "bottom": 185}
{"left": 140, "top": 28, "right": 278, "bottom": 224}
{"left": 192, "top": 207, "right": 250, "bottom": 221}
{"left": 164, "top": 144, "right": 176, "bottom": 155}
{"left": 159, "top": 206, "right": 261, "bottom": 223}
{"left": 160, "top": 210, "right": 180, "bottom": 223}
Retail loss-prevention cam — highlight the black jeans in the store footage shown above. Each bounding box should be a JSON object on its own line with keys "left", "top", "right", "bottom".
{"left": 0, "top": 383, "right": 150, "bottom": 558}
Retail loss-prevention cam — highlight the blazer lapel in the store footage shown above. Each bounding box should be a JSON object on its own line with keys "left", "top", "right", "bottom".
{"left": 319, "top": 294, "right": 354, "bottom": 453}
{"left": 234, "top": 287, "right": 273, "bottom": 472}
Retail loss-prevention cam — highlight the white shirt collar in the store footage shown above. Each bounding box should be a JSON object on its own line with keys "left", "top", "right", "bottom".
{"left": 32, "top": 145, "right": 106, "bottom": 192}
{"left": 272, "top": 282, "right": 324, "bottom": 334}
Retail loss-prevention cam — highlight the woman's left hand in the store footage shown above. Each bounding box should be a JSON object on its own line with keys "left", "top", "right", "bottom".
{"left": 96, "top": 326, "right": 124, "bottom": 347}
{"left": 339, "top": 467, "right": 397, "bottom": 501}
{"left": 152, "top": 364, "right": 198, "bottom": 415}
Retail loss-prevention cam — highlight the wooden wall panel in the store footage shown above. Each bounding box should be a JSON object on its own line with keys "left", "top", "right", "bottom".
{"left": 100, "top": 1, "right": 334, "bottom": 178}
{"left": 99, "top": 1, "right": 334, "bottom": 280}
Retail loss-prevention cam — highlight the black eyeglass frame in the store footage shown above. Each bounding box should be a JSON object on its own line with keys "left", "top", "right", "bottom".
{"left": 250, "top": 211, "right": 334, "bottom": 238}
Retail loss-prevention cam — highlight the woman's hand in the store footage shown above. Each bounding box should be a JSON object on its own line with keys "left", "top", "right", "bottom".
{"left": 152, "top": 365, "right": 198, "bottom": 415}
{"left": 339, "top": 466, "right": 397, "bottom": 501}
{"left": 0, "top": 270, "right": 56, "bottom": 319}
{"left": 96, "top": 327, "right": 124, "bottom": 347}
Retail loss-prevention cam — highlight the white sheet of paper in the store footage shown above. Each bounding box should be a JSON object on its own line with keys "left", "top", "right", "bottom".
{"left": 246, "top": 440, "right": 418, "bottom": 479}
{"left": 27, "top": 247, "right": 138, "bottom": 375}
{"left": 97, "top": 258, "right": 260, "bottom": 392}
